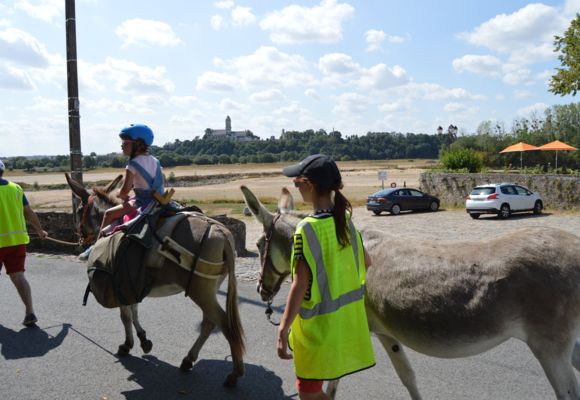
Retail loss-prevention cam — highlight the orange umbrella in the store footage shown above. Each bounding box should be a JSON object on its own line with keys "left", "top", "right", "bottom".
{"left": 538, "top": 140, "right": 578, "bottom": 170}
{"left": 499, "top": 142, "right": 540, "bottom": 168}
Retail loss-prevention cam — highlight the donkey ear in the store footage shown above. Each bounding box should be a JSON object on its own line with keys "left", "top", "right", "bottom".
{"left": 64, "top": 172, "right": 89, "bottom": 203}
{"left": 240, "top": 185, "right": 273, "bottom": 229}
{"left": 277, "top": 186, "right": 294, "bottom": 213}
{"left": 104, "top": 174, "right": 124, "bottom": 194}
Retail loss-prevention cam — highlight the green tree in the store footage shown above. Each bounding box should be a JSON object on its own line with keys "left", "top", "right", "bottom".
{"left": 550, "top": 14, "right": 580, "bottom": 96}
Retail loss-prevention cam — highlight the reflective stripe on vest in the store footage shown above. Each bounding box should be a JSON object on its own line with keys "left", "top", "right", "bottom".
{"left": 298, "top": 219, "right": 365, "bottom": 320}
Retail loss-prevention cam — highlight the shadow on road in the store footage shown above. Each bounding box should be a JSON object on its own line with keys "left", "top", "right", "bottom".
{"left": 117, "top": 354, "right": 294, "bottom": 400}
{"left": 0, "top": 323, "right": 70, "bottom": 359}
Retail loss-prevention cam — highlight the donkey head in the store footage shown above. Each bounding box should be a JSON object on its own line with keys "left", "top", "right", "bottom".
{"left": 241, "top": 185, "right": 302, "bottom": 302}
{"left": 65, "top": 173, "right": 123, "bottom": 245}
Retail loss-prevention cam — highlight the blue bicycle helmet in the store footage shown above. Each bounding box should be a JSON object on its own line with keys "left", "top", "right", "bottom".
{"left": 119, "top": 124, "right": 154, "bottom": 146}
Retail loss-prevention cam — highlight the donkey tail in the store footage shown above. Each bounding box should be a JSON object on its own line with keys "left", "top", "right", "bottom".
{"left": 223, "top": 229, "right": 246, "bottom": 359}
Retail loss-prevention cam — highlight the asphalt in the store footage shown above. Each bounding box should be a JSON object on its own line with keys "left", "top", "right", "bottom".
{"left": 0, "top": 254, "right": 574, "bottom": 400}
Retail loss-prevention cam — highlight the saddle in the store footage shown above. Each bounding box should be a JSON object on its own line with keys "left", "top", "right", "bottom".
{"left": 86, "top": 207, "right": 225, "bottom": 308}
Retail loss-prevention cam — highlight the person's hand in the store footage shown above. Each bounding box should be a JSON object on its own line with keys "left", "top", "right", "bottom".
{"left": 277, "top": 328, "right": 293, "bottom": 360}
{"left": 37, "top": 229, "right": 48, "bottom": 240}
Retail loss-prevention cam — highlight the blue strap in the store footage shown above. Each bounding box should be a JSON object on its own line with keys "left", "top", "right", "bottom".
{"left": 127, "top": 158, "right": 164, "bottom": 195}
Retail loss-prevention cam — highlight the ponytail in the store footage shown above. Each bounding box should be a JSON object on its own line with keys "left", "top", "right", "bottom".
{"left": 333, "top": 188, "right": 352, "bottom": 248}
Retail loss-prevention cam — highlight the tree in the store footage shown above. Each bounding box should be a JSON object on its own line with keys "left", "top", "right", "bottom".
{"left": 550, "top": 14, "right": 580, "bottom": 96}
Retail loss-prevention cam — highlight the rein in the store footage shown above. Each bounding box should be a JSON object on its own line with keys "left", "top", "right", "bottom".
{"left": 260, "top": 213, "right": 288, "bottom": 326}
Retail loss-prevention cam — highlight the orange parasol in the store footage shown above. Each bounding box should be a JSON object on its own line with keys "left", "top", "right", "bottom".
{"left": 538, "top": 140, "right": 578, "bottom": 170}
{"left": 499, "top": 142, "right": 540, "bottom": 168}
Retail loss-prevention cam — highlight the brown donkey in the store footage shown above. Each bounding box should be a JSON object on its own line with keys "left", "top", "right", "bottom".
{"left": 242, "top": 184, "right": 580, "bottom": 400}
{"left": 65, "top": 173, "right": 244, "bottom": 387}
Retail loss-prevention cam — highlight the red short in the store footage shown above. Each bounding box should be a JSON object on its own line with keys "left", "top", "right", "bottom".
{"left": 296, "top": 378, "right": 324, "bottom": 394}
{"left": 0, "top": 244, "right": 27, "bottom": 274}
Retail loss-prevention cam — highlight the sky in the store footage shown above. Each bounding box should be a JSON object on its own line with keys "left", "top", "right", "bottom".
{"left": 1, "top": 0, "right": 579, "bottom": 157}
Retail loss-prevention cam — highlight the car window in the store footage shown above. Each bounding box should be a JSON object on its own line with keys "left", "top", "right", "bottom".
{"left": 399, "top": 189, "right": 411, "bottom": 196}
{"left": 501, "top": 186, "right": 516, "bottom": 195}
{"left": 471, "top": 187, "right": 495, "bottom": 195}
{"left": 409, "top": 189, "right": 424, "bottom": 197}
{"left": 514, "top": 186, "right": 531, "bottom": 196}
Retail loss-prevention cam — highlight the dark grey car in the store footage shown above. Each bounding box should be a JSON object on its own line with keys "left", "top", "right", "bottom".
{"left": 367, "top": 188, "right": 440, "bottom": 215}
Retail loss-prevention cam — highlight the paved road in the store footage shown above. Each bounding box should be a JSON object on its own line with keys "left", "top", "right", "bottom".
{"left": 0, "top": 252, "right": 575, "bottom": 400}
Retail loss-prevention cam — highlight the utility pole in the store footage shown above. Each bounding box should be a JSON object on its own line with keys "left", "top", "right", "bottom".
{"left": 65, "top": 0, "right": 83, "bottom": 214}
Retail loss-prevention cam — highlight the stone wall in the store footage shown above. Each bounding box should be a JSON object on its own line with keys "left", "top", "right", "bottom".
{"left": 419, "top": 172, "right": 580, "bottom": 210}
{"left": 28, "top": 212, "right": 247, "bottom": 256}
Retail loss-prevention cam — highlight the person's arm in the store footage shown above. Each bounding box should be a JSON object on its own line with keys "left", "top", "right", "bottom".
{"left": 117, "top": 169, "right": 134, "bottom": 201}
{"left": 277, "top": 259, "right": 311, "bottom": 360}
{"left": 23, "top": 205, "right": 47, "bottom": 239}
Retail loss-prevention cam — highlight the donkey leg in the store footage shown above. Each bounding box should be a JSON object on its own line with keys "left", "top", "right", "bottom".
{"left": 376, "top": 333, "right": 422, "bottom": 400}
{"left": 118, "top": 305, "right": 135, "bottom": 356}
{"left": 180, "top": 317, "right": 216, "bottom": 371}
{"left": 528, "top": 338, "right": 580, "bottom": 400}
{"left": 130, "top": 304, "right": 153, "bottom": 354}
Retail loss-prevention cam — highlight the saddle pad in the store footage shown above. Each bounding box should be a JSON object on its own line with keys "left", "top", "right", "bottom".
{"left": 144, "top": 213, "right": 189, "bottom": 269}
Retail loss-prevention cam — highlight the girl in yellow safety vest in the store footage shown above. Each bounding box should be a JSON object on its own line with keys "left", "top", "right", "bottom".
{"left": 278, "top": 154, "right": 375, "bottom": 400}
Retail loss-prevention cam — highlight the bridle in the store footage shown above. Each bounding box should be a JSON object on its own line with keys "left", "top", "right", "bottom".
{"left": 78, "top": 194, "right": 98, "bottom": 245}
{"left": 258, "top": 213, "right": 289, "bottom": 325}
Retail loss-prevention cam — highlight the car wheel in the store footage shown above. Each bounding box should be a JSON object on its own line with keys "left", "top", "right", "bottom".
{"left": 533, "top": 200, "right": 543, "bottom": 215}
{"left": 390, "top": 204, "right": 401, "bottom": 215}
{"left": 498, "top": 204, "right": 511, "bottom": 219}
{"left": 469, "top": 213, "right": 481, "bottom": 219}
{"left": 373, "top": 210, "right": 381, "bottom": 216}
{"left": 429, "top": 201, "right": 439, "bottom": 212}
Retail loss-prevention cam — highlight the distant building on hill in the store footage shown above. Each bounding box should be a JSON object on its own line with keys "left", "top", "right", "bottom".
{"left": 205, "top": 116, "right": 257, "bottom": 141}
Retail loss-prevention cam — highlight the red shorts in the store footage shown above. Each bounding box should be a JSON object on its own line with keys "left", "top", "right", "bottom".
{"left": 296, "top": 378, "right": 324, "bottom": 394}
{"left": 0, "top": 244, "right": 27, "bottom": 274}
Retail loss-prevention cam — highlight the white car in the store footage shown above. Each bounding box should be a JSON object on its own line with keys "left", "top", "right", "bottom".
{"left": 465, "top": 183, "right": 543, "bottom": 219}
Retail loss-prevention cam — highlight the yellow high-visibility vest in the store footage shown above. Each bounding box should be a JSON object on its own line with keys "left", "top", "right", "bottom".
{"left": 0, "top": 181, "right": 29, "bottom": 248}
{"left": 289, "top": 215, "right": 375, "bottom": 380}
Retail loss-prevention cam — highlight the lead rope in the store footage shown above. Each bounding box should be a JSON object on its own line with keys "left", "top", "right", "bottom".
{"left": 265, "top": 299, "right": 280, "bottom": 326}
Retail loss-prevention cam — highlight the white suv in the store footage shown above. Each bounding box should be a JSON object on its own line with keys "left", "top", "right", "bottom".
{"left": 465, "top": 183, "right": 543, "bottom": 219}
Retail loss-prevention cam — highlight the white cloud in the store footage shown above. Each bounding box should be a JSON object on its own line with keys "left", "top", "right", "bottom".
{"left": 458, "top": 4, "right": 564, "bottom": 54}
{"left": 356, "top": 63, "right": 408, "bottom": 90}
{"left": 513, "top": 89, "right": 533, "bottom": 99}
{"left": 379, "top": 100, "right": 409, "bottom": 113}
{"left": 0, "top": 27, "right": 51, "bottom": 67}
{"left": 333, "top": 92, "right": 370, "bottom": 114}
{"left": 231, "top": 6, "right": 256, "bottom": 26}
{"left": 83, "top": 57, "right": 175, "bottom": 94}
{"left": 84, "top": 98, "right": 142, "bottom": 114}
{"left": 260, "top": 0, "right": 354, "bottom": 44}
{"left": 14, "top": 0, "right": 63, "bottom": 25}
{"left": 564, "top": 0, "right": 580, "bottom": 16}
{"left": 516, "top": 102, "right": 548, "bottom": 117}
{"left": 365, "top": 29, "right": 385, "bottom": 52}
{"left": 0, "top": 62, "right": 34, "bottom": 89}
{"left": 211, "top": 15, "right": 224, "bottom": 30}
{"left": 116, "top": 19, "right": 183, "bottom": 47}
{"left": 213, "top": 46, "right": 313, "bottom": 88}
{"left": 319, "top": 53, "right": 360, "bottom": 76}
{"left": 304, "top": 88, "right": 320, "bottom": 100}
{"left": 452, "top": 54, "right": 502, "bottom": 77}
{"left": 169, "top": 95, "right": 201, "bottom": 108}
{"left": 501, "top": 63, "right": 531, "bottom": 85}
{"left": 443, "top": 102, "right": 466, "bottom": 113}
{"left": 250, "top": 88, "right": 285, "bottom": 102}
{"left": 214, "top": 0, "right": 234, "bottom": 9}
{"left": 220, "top": 97, "right": 247, "bottom": 111}
{"left": 196, "top": 71, "right": 240, "bottom": 91}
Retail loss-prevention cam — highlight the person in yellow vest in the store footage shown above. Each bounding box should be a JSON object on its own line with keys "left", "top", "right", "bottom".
{"left": 278, "top": 154, "right": 375, "bottom": 400}
{"left": 0, "top": 159, "right": 47, "bottom": 327}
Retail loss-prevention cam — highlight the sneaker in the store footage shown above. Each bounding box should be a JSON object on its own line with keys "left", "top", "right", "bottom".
{"left": 23, "top": 313, "right": 38, "bottom": 327}
{"left": 78, "top": 246, "right": 93, "bottom": 261}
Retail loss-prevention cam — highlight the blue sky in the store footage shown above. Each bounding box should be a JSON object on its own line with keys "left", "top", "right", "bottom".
{"left": 1, "top": 0, "right": 579, "bottom": 156}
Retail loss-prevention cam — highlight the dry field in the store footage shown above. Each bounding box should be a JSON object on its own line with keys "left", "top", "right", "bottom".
{"left": 10, "top": 160, "right": 434, "bottom": 213}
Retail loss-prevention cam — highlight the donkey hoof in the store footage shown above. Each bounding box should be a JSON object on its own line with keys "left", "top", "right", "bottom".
{"left": 117, "top": 344, "right": 132, "bottom": 357}
{"left": 223, "top": 374, "right": 238, "bottom": 388}
{"left": 141, "top": 339, "right": 153, "bottom": 354}
{"left": 180, "top": 358, "right": 193, "bottom": 371}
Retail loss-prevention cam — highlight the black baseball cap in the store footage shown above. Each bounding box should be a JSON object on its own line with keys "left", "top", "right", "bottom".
{"left": 282, "top": 154, "right": 342, "bottom": 191}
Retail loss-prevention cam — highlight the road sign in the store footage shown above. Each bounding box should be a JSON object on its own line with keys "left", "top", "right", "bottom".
{"left": 378, "top": 170, "right": 387, "bottom": 188}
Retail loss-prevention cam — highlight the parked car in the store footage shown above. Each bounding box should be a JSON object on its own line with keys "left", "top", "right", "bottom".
{"left": 465, "top": 183, "right": 543, "bottom": 219}
{"left": 367, "top": 188, "right": 440, "bottom": 215}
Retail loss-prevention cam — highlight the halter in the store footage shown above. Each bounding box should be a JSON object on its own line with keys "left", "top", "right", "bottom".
{"left": 78, "top": 194, "right": 97, "bottom": 245}
{"left": 258, "top": 213, "right": 290, "bottom": 326}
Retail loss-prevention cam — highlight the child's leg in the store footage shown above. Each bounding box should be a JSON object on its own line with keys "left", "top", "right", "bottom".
{"left": 296, "top": 379, "right": 329, "bottom": 400}
{"left": 99, "top": 203, "right": 133, "bottom": 235}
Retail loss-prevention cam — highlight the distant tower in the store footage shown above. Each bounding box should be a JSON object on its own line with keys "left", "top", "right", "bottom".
{"left": 225, "top": 115, "right": 232, "bottom": 134}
